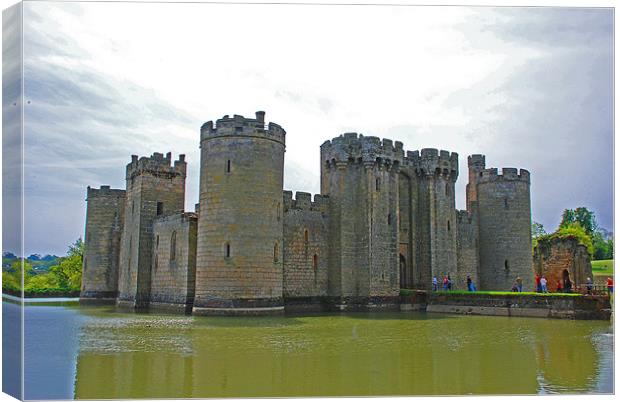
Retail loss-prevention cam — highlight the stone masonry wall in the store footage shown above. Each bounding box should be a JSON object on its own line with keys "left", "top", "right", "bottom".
{"left": 282, "top": 191, "right": 329, "bottom": 298}
{"left": 150, "top": 212, "right": 197, "bottom": 309}
{"left": 456, "top": 208, "right": 479, "bottom": 289}
{"left": 81, "top": 186, "right": 125, "bottom": 300}
{"left": 194, "top": 112, "right": 285, "bottom": 312}
{"left": 533, "top": 236, "right": 593, "bottom": 292}
{"left": 476, "top": 167, "right": 533, "bottom": 291}
{"left": 117, "top": 152, "right": 186, "bottom": 307}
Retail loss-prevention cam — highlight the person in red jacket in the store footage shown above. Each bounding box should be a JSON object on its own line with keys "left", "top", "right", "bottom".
{"left": 607, "top": 277, "right": 614, "bottom": 295}
{"left": 535, "top": 274, "right": 542, "bottom": 292}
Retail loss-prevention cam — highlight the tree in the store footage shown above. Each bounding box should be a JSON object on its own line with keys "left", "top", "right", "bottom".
{"left": 2, "top": 260, "right": 33, "bottom": 291}
{"left": 560, "top": 207, "right": 597, "bottom": 236}
{"left": 532, "top": 222, "right": 546, "bottom": 239}
{"left": 49, "top": 238, "right": 83, "bottom": 291}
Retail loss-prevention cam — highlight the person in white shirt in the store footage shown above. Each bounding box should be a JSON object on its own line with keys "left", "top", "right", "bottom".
{"left": 540, "top": 276, "right": 548, "bottom": 293}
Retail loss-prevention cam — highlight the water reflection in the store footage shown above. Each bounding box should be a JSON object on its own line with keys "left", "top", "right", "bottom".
{"left": 66, "top": 309, "right": 613, "bottom": 398}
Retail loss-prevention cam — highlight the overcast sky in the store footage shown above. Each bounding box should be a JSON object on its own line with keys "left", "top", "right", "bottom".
{"left": 6, "top": 2, "right": 614, "bottom": 256}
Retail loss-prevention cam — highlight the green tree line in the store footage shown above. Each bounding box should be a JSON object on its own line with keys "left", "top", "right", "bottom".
{"left": 532, "top": 207, "right": 613, "bottom": 260}
{"left": 2, "top": 239, "right": 83, "bottom": 294}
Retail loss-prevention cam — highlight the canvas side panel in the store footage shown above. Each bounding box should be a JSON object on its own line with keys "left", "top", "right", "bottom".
{"left": 2, "top": 2, "right": 24, "bottom": 400}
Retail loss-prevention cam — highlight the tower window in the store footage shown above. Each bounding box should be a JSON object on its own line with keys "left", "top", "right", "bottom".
{"left": 388, "top": 213, "right": 392, "bottom": 225}
{"left": 445, "top": 183, "right": 450, "bottom": 196}
{"left": 156, "top": 235, "right": 159, "bottom": 248}
{"left": 274, "top": 242, "right": 279, "bottom": 262}
{"left": 504, "top": 198, "right": 509, "bottom": 209}
{"left": 447, "top": 220, "right": 450, "bottom": 231}
{"left": 313, "top": 254, "right": 318, "bottom": 270}
{"left": 226, "top": 160, "right": 231, "bottom": 173}
{"left": 170, "top": 231, "right": 177, "bottom": 262}
{"left": 225, "top": 242, "right": 231, "bottom": 258}
{"left": 376, "top": 178, "right": 381, "bottom": 192}
{"left": 157, "top": 202, "right": 164, "bottom": 216}
{"left": 504, "top": 260, "right": 509, "bottom": 270}
{"left": 277, "top": 203, "right": 281, "bottom": 221}
{"left": 304, "top": 229, "right": 309, "bottom": 244}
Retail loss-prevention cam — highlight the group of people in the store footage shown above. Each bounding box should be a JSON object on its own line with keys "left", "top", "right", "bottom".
{"left": 534, "top": 274, "right": 572, "bottom": 293}
{"left": 432, "top": 274, "right": 477, "bottom": 292}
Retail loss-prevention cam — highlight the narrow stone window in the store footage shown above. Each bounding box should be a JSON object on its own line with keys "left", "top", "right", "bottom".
{"left": 274, "top": 242, "right": 279, "bottom": 262}
{"left": 445, "top": 183, "right": 450, "bottom": 196}
{"left": 225, "top": 242, "right": 231, "bottom": 258}
{"left": 304, "top": 229, "right": 309, "bottom": 244}
{"left": 387, "top": 213, "right": 392, "bottom": 225}
{"left": 156, "top": 235, "right": 159, "bottom": 248}
{"left": 154, "top": 255, "right": 158, "bottom": 271}
{"left": 313, "top": 254, "right": 318, "bottom": 270}
{"left": 504, "top": 259, "right": 509, "bottom": 271}
{"left": 376, "top": 178, "right": 381, "bottom": 192}
{"left": 170, "top": 231, "right": 177, "bottom": 262}
{"left": 226, "top": 160, "right": 231, "bottom": 173}
{"left": 132, "top": 200, "right": 135, "bottom": 215}
{"left": 129, "top": 236, "right": 132, "bottom": 254}
{"left": 277, "top": 203, "right": 281, "bottom": 221}
{"left": 504, "top": 198, "right": 509, "bottom": 209}
{"left": 447, "top": 220, "right": 450, "bottom": 231}
{"left": 156, "top": 202, "right": 164, "bottom": 216}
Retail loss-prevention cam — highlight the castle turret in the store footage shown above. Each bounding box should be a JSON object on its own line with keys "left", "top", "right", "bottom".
{"left": 193, "top": 111, "right": 286, "bottom": 315}
{"left": 475, "top": 166, "right": 533, "bottom": 291}
{"left": 117, "top": 152, "right": 187, "bottom": 308}
{"left": 320, "top": 134, "right": 402, "bottom": 309}
{"left": 402, "top": 148, "right": 459, "bottom": 289}
{"left": 466, "top": 154, "right": 485, "bottom": 212}
{"left": 80, "top": 185, "right": 126, "bottom": 303}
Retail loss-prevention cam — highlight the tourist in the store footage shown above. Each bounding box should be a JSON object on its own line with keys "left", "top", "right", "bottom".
{"left": 442, "top": 275, "right": 448, "bottom": 291}
{"left": 447, "top": 275, "right": 452, "bottom": 291}
{"left": 467, "top": 275, "right": 474, "bottom": 292}
{"left": 516, "top": 276, "right": 523, "bottom": 292}
{"left": 432, "top": 276, "right": 438, "bottom": 292}
{"left": 556, "top": 280, "right": 562, "bottom": 293}
{"left": 511, "top": 282, "right": 518, "bottom": 292}
{"left": 535, "top": 274, "right": 542, "bottom": 292}
{"left": 607, "top": 277, "right": 613, "bottom": 295}
{"left": 586, "top": 277, "right": 593, "bottom": 295}
{"left": 540, "top": 276, "right": 548, "bottom": 293}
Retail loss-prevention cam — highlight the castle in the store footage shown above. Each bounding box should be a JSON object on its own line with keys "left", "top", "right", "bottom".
{"left": 80, "top": 111, "right": 533, "bottom": 315}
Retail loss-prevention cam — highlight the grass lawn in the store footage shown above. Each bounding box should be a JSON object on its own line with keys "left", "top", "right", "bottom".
{"left": 592, "top": 259, "right": 614, "bottom": 276}
{"left": 400, "top": 289, "right": 580, "bottom": 297}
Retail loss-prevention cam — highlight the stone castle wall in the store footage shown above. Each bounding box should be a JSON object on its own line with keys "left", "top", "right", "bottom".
{"left": 194, "top": 112, "right": 285, "bottom": 314}
{"left": 80, "top": 186, "right": 125, "bottom": 301}
{"left": 282, "top": 191, "right": 329, "bottom": 298}
{"left": 456, "top": 209, "right": 479, "bottom": 289}
{"left": 476, "top": 167, "right": 533, "bottom": 291}
{"left": 117, "top": 152, "right": 187, "bottom": 308}
{"left": 150, "top": 212, "right": 197, "bottom": 311}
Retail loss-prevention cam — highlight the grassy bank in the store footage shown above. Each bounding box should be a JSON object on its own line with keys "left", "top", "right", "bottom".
{"left": 592, "top": 259, "right": 613, "bottom": 276}
{"left": 400, "top": 289, "right": 580, "bottom": 297}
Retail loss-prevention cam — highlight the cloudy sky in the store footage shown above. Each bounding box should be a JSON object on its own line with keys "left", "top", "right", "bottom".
{"left": 4, "top": 2, "right": 614, "bottom": 256}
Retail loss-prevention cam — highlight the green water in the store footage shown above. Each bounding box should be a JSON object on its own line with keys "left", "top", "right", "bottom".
{"left": 18, "top": 302, "right": 613, "bottom": 399}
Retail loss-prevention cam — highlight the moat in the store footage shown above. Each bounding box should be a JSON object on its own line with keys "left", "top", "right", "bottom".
{"left": 9, "top": 300, "right": 613, "bottom": 399}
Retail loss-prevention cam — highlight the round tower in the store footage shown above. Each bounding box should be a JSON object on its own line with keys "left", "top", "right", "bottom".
{"left": 476, "top": 167, "right": 533, "bottom": 291}
{"left": 193, "top": 111, "right": 286, "bottom": 315}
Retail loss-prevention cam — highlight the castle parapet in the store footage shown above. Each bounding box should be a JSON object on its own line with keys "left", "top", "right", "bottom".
{"left": 320, "top": 133, "right": 405, "bottom": 167}
{"left": 477, "top": 167, "right": 530, "bottom": 184}
{"left": 200, "top": 111, "right": 286, "bottom": 145}
{"left": 283, "top": 190, "right": 329, "bottom": 213}
{"left": 86, "top": 185, "right": 126, "bottom": 200}
{"left": 126, "top": 152, "right": 186, "bottom": 180}
{"left": 405, "top": 148, "right": 459, "bottom": 179}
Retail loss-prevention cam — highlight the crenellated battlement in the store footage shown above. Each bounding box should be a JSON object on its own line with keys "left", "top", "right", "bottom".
{"left": 153, "top": 211, "right": 198, "bottom": 225}
{"left": 283, "top": 190, "right": 329, "bottom": 213}
{"left": 200, "top": 111, "right": 286, "bottom": 145}
{"left": 320, "top": 133, "right": 405, "bottom": 168}
{"left": 126, "top": 152, "right": 187, "bottom": 180}
{"left": 467, "top": 154, "right": 486, "bottom": 169}
{"left": 476, "top": 167, "right": 530, "bottom": 184}
{"left": 404, "top": 148, "right": 459, "bottom": 179}
{"left": 457, "top": 208, "right": 477, "bottom": 225}
{"left": 86, "top": 185, "right": 126, "bottom": 199}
